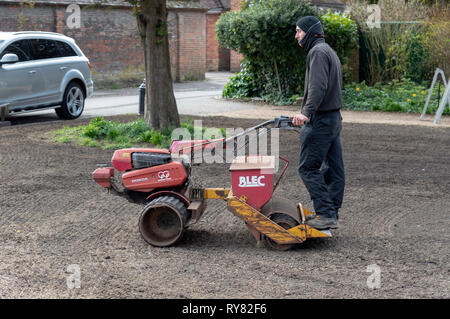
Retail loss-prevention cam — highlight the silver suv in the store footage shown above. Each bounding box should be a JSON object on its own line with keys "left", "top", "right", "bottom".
{"left": 0, "top": 31, "right": 93, "bottom": 119}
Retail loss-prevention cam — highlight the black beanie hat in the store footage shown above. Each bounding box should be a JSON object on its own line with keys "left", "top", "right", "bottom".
{"left": 296, "top": 16, "right": 321, "bottom": 33}
{"left": 296, "top": 16, "right": 324, "bottom": 51}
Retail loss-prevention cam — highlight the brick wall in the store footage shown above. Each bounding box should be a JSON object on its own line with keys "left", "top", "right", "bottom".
{"left": 0, "top": 4, "right": 55, "bottom": 31}
{"left": 0, "top": 3, "right": 144, "bottom": 87}
{"left": 175, "top": 9, "right": 206, "bottom": 81}
{"left": 0, "top": 1, "right": 208, "bottom": 87}
{"left": 63, "top": 6, "right": 145, "bottom": 87}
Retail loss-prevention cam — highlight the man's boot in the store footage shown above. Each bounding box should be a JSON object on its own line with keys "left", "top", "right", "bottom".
{"left": 305, "top": 215, "right": 338, "bottom": 230}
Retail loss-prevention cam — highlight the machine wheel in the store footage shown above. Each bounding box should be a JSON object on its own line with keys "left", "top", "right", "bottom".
{"left": 139, "top": 196, "right": 190, "bottom": 247}
{"left": 55, "top": 82, "right": 85, "bottom": 119}
{"left": 263, "top": 213, "right": 299, "bottom": 251}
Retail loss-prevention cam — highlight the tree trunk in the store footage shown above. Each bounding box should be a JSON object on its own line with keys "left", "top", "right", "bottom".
{"left": 137, "top": 0, "right": 180, "bottom": 130}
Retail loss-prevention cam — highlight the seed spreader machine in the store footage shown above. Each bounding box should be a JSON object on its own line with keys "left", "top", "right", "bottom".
{"left": 93, "top": 116, "right": 331, "bottom": 250}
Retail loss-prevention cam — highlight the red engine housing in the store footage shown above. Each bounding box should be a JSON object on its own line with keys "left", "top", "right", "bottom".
{"left": 111, "top": 148, "right": 170, "bottom": 172}
{"left": 122, "top": 161, "right": 187, "bottom": 193}
{"left": 93, "top": 148, "right": 189, "bottom": 194}
{"left": 92, "top": 167, "right": 114, "bottom": 188}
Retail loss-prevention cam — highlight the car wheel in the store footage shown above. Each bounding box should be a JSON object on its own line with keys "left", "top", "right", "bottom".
{"left": 56, "top": 82, "right": 85, "bottom": 120}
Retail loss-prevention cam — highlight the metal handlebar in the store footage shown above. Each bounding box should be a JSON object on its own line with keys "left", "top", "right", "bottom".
{"left": 181, "top": 115, "right": 302, "bottom": 153}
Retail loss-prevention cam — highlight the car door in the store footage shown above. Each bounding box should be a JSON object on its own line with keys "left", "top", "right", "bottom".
{"left": 54, "top": 40, "right": 79, "bottom": 101}
{"left": 28, "top": 38, "right": 78, "bottom": 105}
{"left": 0, "top": 39, "right": 46, "bottom": 109}
{"left": 28, "top": 38, "right": 63, "bottom": 105}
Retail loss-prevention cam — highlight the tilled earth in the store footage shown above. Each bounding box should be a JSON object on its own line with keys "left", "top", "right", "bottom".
{"left": 0, "top": 114, "right": 449, "bottom": 298}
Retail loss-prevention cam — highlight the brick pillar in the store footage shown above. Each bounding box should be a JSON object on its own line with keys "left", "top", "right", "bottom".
{"left": 55, "top": 9, "right": 65, "bottom": 34}
{"left": 229, "top": 0, "right": 244, "bottom": 72}
{"left": 206, "top": 11, "right": 230, "bottom": 71}
{"left": 206, "top": 13, "right": 220, "bottom": 71}
{"left": 177, "top": 10, "right": 206, "bottom": 81}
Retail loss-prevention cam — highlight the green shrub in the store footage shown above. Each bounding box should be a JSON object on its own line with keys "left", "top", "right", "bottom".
{"left": 321, "top": 10, "right": 358, "bottom": 67}
{"left": 405, "top": 32, "right": 430, "bottom": 83}
{"left": 222, "top": 61, "right": 260, "bottom": 99}
{"left": 83, "top": 117, "right": 113, "bottom": 139}
{"left": 216, "top": 0, "right": 358, "bottom": 103}
{"left": 216, "top": 0, "right": 317, "bottom": 101}
{"left": 384, "top": 26, "right": 430, "bottom": 84}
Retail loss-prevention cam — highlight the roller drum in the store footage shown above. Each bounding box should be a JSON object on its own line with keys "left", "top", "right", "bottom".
{"left": 139, "top": 196, "right": 190, "bottom": 247}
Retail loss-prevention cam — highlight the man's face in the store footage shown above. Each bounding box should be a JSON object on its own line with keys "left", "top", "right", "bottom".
{"left": 295, "top": 26, "right": 306, "bottom": 47}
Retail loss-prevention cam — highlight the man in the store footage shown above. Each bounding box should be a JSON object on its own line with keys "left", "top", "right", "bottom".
{"left": 292, "top": 16, "right": 345, "bottom": 230}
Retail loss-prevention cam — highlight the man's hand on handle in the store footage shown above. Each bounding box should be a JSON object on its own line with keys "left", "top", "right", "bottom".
{"left": 292, "top": 113, "right": 309, "bottom": 126}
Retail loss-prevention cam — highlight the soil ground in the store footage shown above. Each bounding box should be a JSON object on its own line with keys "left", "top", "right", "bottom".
{"left": 0, "top": 113, "right": 449, "bottom": 298}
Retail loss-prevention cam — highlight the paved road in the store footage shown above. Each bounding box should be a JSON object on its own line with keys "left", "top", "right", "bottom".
{"left": 5, "top": 72, "right": 259, "bottom": 124}
{"left": 7, "top": 71, "right": 446, "bottom": 127}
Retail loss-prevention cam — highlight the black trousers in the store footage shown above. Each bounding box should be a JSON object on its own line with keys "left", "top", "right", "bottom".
{"left": 298, "top": 110, "right": 345, "bottom": 219}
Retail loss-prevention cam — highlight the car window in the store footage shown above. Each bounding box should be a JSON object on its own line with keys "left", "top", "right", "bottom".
{"left": 1, "top": 39, "right": 32, "bottom": 62}
{"left": 55, "top": 41, "right": 78, "bottom": 57}
{"left": 29, "top": 39, "right": 60, "bottom": 60}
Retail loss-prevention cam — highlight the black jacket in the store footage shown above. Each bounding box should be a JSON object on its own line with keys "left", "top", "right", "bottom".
{"left": 301, "top": 38, "right": 343, "bottom": 119}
